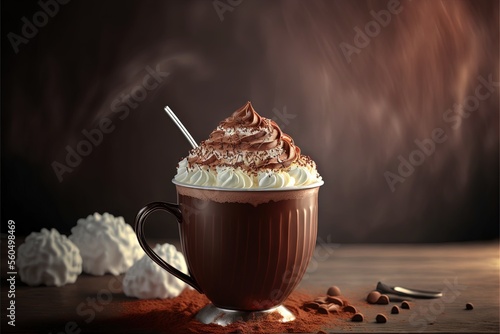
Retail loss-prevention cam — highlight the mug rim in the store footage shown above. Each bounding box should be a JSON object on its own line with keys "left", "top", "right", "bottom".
{"left": 172, "top": 179, "right": 324, "bottom": 192}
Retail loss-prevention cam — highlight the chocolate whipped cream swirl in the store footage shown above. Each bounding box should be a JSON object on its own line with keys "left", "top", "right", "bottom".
{"left": 175, "top": 102, "right": 322, "bottom": 189}
{"left": 187, "top": 102, "right": 300, "bottom": 171}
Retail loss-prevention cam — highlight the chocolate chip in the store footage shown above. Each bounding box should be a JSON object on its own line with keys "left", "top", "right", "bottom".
{"left": 466, "top": 303, "right": 474, "bottom": 310}
{"left": 304, "top": 302, "right": 320, "bottom": 310}
{"left": 317, "top": 305, "right": 329, "bottom": 314}
{"left": 326, "top": 296, "right": 344, "bottom": 306}
{"left": 376, "top": 313, "right": 387, "bottom": 323}
{"left": 391, "top": 305, "right": 400, "bottom": 314}
{"left": 326, "top": 303, "right": 340, "bottom": 313}
{"left": 342, "top": 305, "right": 357, "bottom": 313}
{"left": 377, "top": 294, "right": 390, "bottom": 305}
{"left": 318, "top": 304, "right": 340, "bottom": 314}
{"left": 367, "top": 290, "right": 381, "bottom": 304}
{"left": 314, "top": 296, "right": 328, "bottom": 304}
{"left": 351, "top": 313, "right": 364, "bottom": 322}
{"left": 316, "top": 331, "right": 328, "bottom": 334}
{"left": 401, "top": 301, "right": 411, "bottom": 309}
{"left": 327, "top": 285, "right": 341, "bottom": 296}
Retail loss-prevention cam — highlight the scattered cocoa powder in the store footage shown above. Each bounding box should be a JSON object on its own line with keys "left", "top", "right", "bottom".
{"left": 97, "top": 289, "right": 351, "bottom": 333}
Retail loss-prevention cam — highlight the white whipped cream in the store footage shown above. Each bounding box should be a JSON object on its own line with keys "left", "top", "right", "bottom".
{"left": 123, "top": 243, "right": 188, "bottom": 299}
{"left": 217, "top": 166, "right": 254, "bottom": 188}
{"left": 174, "top": 102, "right": 322, "bottom": 189}
{"left": 175, "top": 158, "right": 322, "bottom": 189}
{"left": 17, "top": 228, "right": 82, "bottom": 287}
{"left": 258, "top": 170, "right": 295, "bottom": 188}
{"left": 69, "top": 212, "right": 144, "bottom": 276}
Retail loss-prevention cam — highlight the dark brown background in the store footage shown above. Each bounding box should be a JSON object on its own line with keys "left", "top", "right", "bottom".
{"left": 1, "top": 0, "right": 499, "bottom": 242}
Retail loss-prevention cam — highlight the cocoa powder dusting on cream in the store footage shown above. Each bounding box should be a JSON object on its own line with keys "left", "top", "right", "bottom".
{"left": 186, "top": 101, "right": 303, "bottom": 172}
{"left": 104, "top": 289, "right": 350, "bottom": 333}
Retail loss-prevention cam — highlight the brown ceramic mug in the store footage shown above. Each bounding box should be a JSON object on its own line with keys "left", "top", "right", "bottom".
{"left": 135, "top": 180, "right": 323, "bottom": 311}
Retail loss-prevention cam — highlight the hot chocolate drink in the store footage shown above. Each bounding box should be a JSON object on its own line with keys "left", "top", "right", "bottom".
{"left": 176, "top": 184, "right": 319, "bottom": 310}
{"left": 135, "top": 102, "right": 323, "bottom": 314}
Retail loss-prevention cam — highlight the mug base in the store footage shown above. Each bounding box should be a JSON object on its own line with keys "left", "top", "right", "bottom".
{"left": 195, "top": 303, "right": 295, "bottom": 326}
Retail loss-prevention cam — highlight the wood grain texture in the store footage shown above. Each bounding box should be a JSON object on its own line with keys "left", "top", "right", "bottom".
{"left": 1, "top": 238, "right": 498, "bottom": 333}
{"left": 297, "top": 242, "right": 499, "bottom": 333}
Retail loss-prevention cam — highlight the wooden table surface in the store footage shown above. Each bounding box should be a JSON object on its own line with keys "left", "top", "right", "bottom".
{"left": 1, "top": 239, "right": 498, "bottom": 333}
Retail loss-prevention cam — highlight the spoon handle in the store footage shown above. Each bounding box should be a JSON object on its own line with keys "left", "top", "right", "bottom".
{"left": 377, "top": 281, "right": 443, "bottom": 299}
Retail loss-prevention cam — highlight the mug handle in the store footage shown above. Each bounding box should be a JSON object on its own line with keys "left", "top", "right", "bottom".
{"left": 135, "top": 201, "right": 202, "bottom": 293}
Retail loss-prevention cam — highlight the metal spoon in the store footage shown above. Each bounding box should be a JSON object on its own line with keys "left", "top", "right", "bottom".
{"left": 376, "top": 281, "right": 443, "bottom": 299}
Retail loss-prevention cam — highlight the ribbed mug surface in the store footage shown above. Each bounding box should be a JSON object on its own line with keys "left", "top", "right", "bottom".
{"left": 177, "top": 186, "right": 319, "bottom": 311}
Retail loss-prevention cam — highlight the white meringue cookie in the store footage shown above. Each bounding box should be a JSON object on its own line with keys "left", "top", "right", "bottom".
{"left": 17, "top": 228, "right": 82, "bottom": 287}
{"left": 123, "top": 243, "right": 188, "bottom": 299}
{"left": 69, "top": 212, "right": 144, "bottom": 276}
